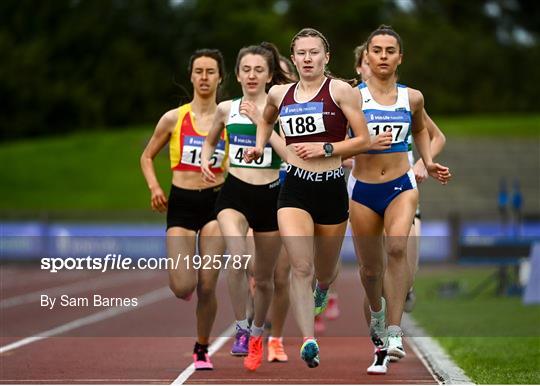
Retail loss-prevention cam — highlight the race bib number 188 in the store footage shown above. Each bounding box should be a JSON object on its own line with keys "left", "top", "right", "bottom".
{"left": 279, "top": 102, "right": 326, "bottom": 137}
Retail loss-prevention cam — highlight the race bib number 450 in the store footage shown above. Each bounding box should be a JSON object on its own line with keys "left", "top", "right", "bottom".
{"left": 181, "top": 136, "right": 226, "bottom": 167}
{"left": 279, "top": 102, "right": 326, "bottom": 137}
{"left": 229, "top": 134, "right": 271, "bottom": 168}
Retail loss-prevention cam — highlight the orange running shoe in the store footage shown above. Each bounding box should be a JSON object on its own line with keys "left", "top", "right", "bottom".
{"left": 267, "top": 338, "right": 288, "bottom": 362}
{"left": 244, "top": 336, "right": 263, "bottom": 371}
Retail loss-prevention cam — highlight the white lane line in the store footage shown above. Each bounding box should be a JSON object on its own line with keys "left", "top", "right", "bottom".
{"left": 171, "top": 323, "right": 236, "bottom": 385}
{"left": 0, "top": 268, "right": 90, "bottom": 289}
{"left": 0, "top": 286, "right": 170, "bottom": 354}
{"left": 1, "top": 271, "right": 158, "bottom": 309}
{"left": 1, "top": 379, "right": 170, "bottom": 383}
{"left": 402, "top": 313, "right": 474, "bottom": 385}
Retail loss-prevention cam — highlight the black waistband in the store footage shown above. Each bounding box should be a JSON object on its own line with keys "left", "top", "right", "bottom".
{"left": 286, "top": 164, "right": 344, "bottom": 182}
{"left": 227, "top": 172, "right": 280, "bottom": 190}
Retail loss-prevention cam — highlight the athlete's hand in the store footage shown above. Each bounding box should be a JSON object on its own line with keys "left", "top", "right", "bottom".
{"left": 150, "top": 186, "right": 168, "bottom": 213}
{"left": 244, "top": 147, "right": 263, "bottom": 163}
{"left": 293, "top": 142, "right": 324, "bottom": 160}
{"left": 342, "top": 157, "right": 354, "bottom": 169}
{"left": 425, "top": 162, "right": 452, "bottom": 185}
{"left": 239, "top": 100, "right": 261, "bottom": 124}
{"left": 413, "top": 159, "right": 429, "bottom": 183}
{"left": 370, "top": 131, "right": 393, "bottom": 151}
{"left": 201, "top": 158, "right": 216, "bottom": 184}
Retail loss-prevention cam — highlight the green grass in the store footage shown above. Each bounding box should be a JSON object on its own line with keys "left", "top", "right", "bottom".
{"left": 432, "top": 114, "right": 540, "bottom": 137}
{"left": 412, "top": 266, "right": 540, "bottom": 384}
{"left": 0, "top": 126, "right": 170, "bottom": 212}
{"left": 0, "top": 114, "right": 538, "bottom": 212}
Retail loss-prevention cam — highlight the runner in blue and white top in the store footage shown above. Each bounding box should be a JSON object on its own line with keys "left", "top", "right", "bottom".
{"left": 360, "top": 81, "right": 412, "bottom": 155}
{"left": 347, "top": 26, "right": 451, "bottom": 376}
{"left": 353, "top": 41, "right": 447, "bottom": 371}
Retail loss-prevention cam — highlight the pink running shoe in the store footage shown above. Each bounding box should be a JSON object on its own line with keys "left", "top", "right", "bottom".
{"left": 314, "top": 315, "right": 326, "bottom": 334}
{"left": 193, "top": 343, "right": 213, "bottom": 370}
{"left": 324, "top": 294, "right": 340, "bottom": 320}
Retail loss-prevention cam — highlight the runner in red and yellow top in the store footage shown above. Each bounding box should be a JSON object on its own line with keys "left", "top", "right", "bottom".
{"left": 169, "top": 103, "right": 227, "bottom": 174}
{"left": 140, "top": 49, "right": 227, "bottom": 371}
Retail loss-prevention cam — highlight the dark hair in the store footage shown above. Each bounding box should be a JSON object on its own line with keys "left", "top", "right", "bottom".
{"left": 290, "top": 27, "right": 330, "bottom": 54}
{"left": 235, "top": 42, "right": 294, "bottom": 90}
{"left": 366, "top": 25, "right": 403, "bottom": 53}
{"left": 187, "top": 48, "right": 226, "bottom": 79}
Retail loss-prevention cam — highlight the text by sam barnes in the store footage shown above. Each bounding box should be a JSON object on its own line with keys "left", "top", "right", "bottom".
{"left": 41, "top": 294, "right": 138, "bottom": 309}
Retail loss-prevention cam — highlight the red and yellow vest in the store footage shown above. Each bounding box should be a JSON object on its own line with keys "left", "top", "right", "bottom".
{"left": 170, "top": 104, "right": 227, "bottom": 173}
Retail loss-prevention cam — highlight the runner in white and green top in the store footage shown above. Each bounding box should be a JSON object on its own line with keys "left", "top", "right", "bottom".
{"left": 201, "top": 41, "right": 294, "bottom": 371}
{"left": 226, "top": 97, "right": 282, "bottom": 170}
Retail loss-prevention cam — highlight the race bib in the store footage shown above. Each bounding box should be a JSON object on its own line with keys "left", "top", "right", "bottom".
{"left": 279, "top": 102, "right": 326, "bottom": 137}
{"left": 181, "top": 135, "right": 226, "bottom": 168}
{"left": 229, "top": 134, "right": 271, "bottom": 168}
{"left": 365, "top": 110, "right": 410, "bottom": 144}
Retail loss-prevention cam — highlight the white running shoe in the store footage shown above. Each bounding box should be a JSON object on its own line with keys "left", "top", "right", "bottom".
{"left": 387, "top": 327, "right": 406, "bottom": 362}
{"left": 367, "top": 348, "right": 390, "bottom": 375}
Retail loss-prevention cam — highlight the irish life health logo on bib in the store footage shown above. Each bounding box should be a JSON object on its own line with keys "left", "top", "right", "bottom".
{"left": 364, "top": 109, "right": 411, "bottom": 149}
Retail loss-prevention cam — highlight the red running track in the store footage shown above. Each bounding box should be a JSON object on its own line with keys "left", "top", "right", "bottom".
{"left": 0, "top": 264, "right": 436, "bottom": 384}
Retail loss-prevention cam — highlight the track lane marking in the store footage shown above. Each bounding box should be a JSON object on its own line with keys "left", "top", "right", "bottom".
{"left": 171, "top": 323, "right": 235, "bottom": 385}
{"left": 0, "top": 286, "right": 170, "bottom": 354}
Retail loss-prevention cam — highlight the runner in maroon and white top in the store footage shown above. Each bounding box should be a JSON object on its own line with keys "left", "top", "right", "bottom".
{"left": 245, "top": 27, "right": 391, "bottom": 368}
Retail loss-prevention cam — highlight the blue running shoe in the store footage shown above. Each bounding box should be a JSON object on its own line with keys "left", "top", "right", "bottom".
{"left": 300, "top": 339, "right": 320, "bottom": 368}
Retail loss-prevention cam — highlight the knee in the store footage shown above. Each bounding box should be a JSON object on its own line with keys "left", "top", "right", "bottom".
{"left": 228, "top": 267, "right": 245, "bottom": 278}
{"left": 196, "top": 283, "right": 216, "bottom": 301}
{"left": 291, "top": 261, "right": 314, "bottom": 280}
{"left": 255, "top": 277, "right": 274, "bottom": 294}
{"left": 386, "top": 240, "right": 407, "bottom": 260}
{"left": 273, "top": 275, "right": 290, "bottom": 292}
{"left": 169, "top": 281, "right": 196, "bottom": 300}
{"left": 359, "top": 264, "right": 383, "bottom": 282}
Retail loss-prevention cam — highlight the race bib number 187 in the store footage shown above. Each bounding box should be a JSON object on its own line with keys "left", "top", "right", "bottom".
{"left": 365, "top": 110, "right": 411, "bottom": 144}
